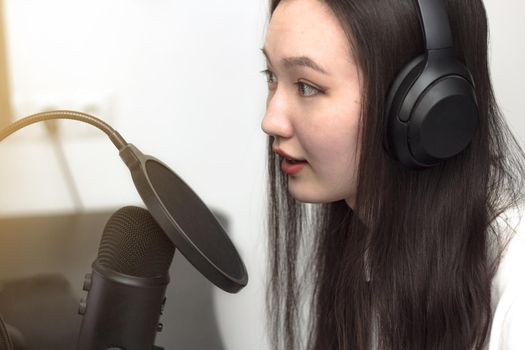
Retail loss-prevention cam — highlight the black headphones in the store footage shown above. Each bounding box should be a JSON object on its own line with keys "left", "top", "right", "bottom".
{"left": 383, "top": 0, "right": 479, "bottom": 169}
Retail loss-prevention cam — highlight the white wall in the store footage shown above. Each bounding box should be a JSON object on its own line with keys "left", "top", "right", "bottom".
{"left": 484, "top": 0, "right": 525, "bottom": 145}
{"left": 0, "top": 1, "right": 523, "bottom": 350}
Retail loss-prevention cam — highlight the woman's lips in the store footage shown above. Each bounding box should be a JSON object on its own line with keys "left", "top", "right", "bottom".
{"left": 281, "top": 158, "right": 307, "bottom": 175}
{"left": 273, "top": 148, "right": 306, "bottom": 162}
{"left": 273, "top": 148, "right": 308, "bottom": 175}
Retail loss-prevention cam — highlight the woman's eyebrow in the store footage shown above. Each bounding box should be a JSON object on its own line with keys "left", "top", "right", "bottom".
{"left": 260, "top": 47, "right": 330, "bottom": 75}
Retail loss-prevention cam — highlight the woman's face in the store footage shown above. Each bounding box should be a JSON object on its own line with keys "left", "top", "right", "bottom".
{"left": 261, "top": 0, "right": 362, "bottom": 208}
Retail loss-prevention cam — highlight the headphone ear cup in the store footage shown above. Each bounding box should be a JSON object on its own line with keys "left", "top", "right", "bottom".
{"left": 384, "top": 53, "right": 479, "bottom": 168}
{"left": 384, "top": 55, "right": 426, "bottom": 158}
{"left": 408, "top": 75, "right": 479, "bottom": 162}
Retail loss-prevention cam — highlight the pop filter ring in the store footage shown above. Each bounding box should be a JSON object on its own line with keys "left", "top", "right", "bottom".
{"left": 0, "top": 110, "right": 248, "bottom": 293}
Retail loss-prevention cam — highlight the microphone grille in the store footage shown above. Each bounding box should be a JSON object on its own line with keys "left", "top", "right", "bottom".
{"left": 97, "top": 206, "right": 175, "bottom": 277}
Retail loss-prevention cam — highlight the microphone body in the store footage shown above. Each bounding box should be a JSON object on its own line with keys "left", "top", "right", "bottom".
{"left": 76, "top": 262, "right": 168, "bottom": 350}
{"left": 76, "top": 206, "right": 175, "bottom": 350}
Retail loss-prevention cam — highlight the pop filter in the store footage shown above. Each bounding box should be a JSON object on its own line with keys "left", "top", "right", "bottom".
{"left": 0, "top": 110, "right": 248, "bottom": 293}
{"left": 120, "top": 144, "right": 248, "bottom": 293}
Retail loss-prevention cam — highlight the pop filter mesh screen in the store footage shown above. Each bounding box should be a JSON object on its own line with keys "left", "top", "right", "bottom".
{"left": 145, "top": 160, "right": 244, "bottom": 281}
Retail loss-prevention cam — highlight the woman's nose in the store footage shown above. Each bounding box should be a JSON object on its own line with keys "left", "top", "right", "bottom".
{"left": 261, "top": 90, "right": 293, "bottom": 139}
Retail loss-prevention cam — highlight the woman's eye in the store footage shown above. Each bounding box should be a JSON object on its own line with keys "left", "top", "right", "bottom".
{"left": 296, "top": 81, "right": 321, "bottom": 97}
{"left": 260, "top": 69, "right": 277, "bottom": 87}
{"left": 259, "top": 69, "right": 322, "bottom": 97}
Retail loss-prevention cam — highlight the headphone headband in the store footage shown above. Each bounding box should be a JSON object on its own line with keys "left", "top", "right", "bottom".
{"left": 417, "top": 0, "right": 453, "bottom": 50}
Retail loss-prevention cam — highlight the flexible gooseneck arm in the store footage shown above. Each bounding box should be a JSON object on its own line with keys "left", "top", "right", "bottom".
{"left": 0, "top": 110, "right": 127, "bottom": 150}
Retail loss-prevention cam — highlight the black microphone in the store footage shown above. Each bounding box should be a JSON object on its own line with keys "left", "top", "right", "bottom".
{"left": 76, "top": 206, "right": 175, "bottom": 350}
{"left": 1, "top": 111, "right": 248, "bottom": 348}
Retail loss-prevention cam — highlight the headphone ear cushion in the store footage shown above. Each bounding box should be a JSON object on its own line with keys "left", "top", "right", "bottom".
{"left": 409, "top": 75, "right": 479, "bottom": 161}
{"left": 384, "top": 55, "right": 426, "bottom": 157}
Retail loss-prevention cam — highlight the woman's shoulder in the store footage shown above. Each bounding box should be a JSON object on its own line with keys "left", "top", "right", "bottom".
{"left": 488, "top": 204, "right": 525, "bottom": 349}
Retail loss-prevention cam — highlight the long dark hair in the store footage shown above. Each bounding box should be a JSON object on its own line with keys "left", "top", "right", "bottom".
{"left": 265, "top": 0, "right": 525, "bottom": 349}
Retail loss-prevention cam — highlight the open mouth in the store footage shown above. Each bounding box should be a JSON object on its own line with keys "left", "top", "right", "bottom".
{"left": 280, "top": 156, "right": 307, "bottom": 175}
{"left": 273, "top": 148, "right": 308, "bottom": 166}
{"left": 284, "top": 157, "right": 307, "bottom": 165}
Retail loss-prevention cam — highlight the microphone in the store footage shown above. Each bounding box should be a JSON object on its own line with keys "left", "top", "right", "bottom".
{"left": 76, "top": 206, "right": 175, "bottom": 350}
{"left": 1, "top": 111, "right": 248, "bottom": 347}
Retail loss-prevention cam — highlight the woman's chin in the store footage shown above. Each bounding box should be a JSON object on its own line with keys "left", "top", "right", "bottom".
{"left": 287, "top": 183, "right": 343, "bottom": 204}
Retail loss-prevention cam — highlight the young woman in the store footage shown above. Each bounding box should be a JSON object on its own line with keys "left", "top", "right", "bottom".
{"left": 260, "top": 0, "right": 525, "bottom": 349}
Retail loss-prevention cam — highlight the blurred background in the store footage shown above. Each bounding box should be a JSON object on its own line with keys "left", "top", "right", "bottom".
{"left": 0, "top": 0, "right": 523, "bottom": 349}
